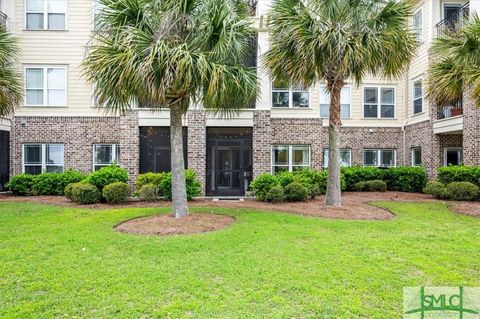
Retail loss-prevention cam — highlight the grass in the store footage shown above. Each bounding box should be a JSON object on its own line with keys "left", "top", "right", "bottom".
{"left": 0, "top": 201, "right": 479, "bottom": 318}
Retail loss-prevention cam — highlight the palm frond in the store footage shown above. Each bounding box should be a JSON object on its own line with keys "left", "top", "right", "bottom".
{"left": 0, "top": 30, "right": 22, "bottom": 116}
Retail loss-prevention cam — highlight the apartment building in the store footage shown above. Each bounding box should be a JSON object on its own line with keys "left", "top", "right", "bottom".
{"left": 0, "top": 0, "right": 479, "bottom": 195}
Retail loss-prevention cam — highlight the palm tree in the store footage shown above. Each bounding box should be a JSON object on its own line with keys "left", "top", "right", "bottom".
{"left": 427, "top": 14, "right": 480, "bottom": 107}
{"left": 83, "top": 0, "right": 258, "bottom": 218}
{"left": 0, "top": 27, "right": 23, "bottom": 116}
{"left": 264, "top": 0, "right": 416, "bottom": 206}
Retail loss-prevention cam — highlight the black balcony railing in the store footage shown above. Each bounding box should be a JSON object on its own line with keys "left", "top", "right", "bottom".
{"left": 437, "top": 99, "right": 464, "bottom": 119}
{"left": 436, "top": 3, "right": 470, "bottom": 36}
{"left": 0, "top": 12, "right": 7, "bottom": 31}
{"left": 243, "top": 0, "right": 257, "bottom": 16}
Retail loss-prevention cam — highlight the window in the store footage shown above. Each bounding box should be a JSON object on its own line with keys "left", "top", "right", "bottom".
{"left": 413, "top": 10, "right": 423, "bottom": 43}
{"left": 444, "top": 148, "right": 463, "bottom": 166}
{"left": 413, "top": 80, "right": 423, "bottom": 114}
{"left": 26, "top": 0, "right": 66, "bottom": 30}
{"left": 25, "top": 67, "right": 66, "bottom": 106}
{"left": 323, "top": 149, "right": 352, "bottom": 167}
{"left": 412, "top": 147, "right": 422, "bottom": 166}
{"left": 93, "top": 144, "right": 120, "bottom": 171}
{"left": 364, "top": 87, "right": 395, "bottom": 118}
{"left": 272, "top": 81, "right": 309, "bottom": 108}
{"left": 363, "top": 149, "right": 396, "bottom": 167}
{"left": 23, "top": 144, "right": 64, "bottom": 174}
{"left": 272, "top": 145, "right": 310, "bottom": 173}
{"left": 319, "top": 86, "right": 351, "bottom": 118}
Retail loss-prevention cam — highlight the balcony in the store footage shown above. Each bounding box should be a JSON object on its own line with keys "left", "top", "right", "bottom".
{"left": 0, "top": 12, "right": 6, "bottom": 31}
{"left": 436, "top": 3, "right": 469, "bottom": 36}
{"left": 433, "top": 100, "right": 464, "bottom": 134}
{"left": 437, "top": 100, "right": 464, "bottom": 120}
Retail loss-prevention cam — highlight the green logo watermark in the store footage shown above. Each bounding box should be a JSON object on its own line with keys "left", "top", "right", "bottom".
{"left": 404, "top": 287, "right": 480, "bottom": 319}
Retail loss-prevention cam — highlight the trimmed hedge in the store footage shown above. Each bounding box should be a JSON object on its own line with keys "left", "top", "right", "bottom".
{"left": 284, "top": 182, "right": 308, "bottom": 202}
{"left": 341, "top": 167, "right": 383, "bottom": 191}
{"left": 71, "top": 183, "right": 101, "bottom": 204}
{"left": 137, "top": 183, "right": 158, "bottom": 201}
{"left": 6, "top": 174, "right": 35, "bottom": 195}
{"left": 31, "top": 170, "right": 86, "bottom": 196}
{"left": 135, "top": 172, "right": 167, "bottom": 189}
{"left": 102, "top": 182, "right": 131, "bottom": 204}
{"left": 437, "top": 166, "right": 480, "bottom": 188}
{"left": 138, "top": 169, "right": 202, "bottom": 200}
{"left": 445, "top": 182, "right": 479, "bottom": 201}
{"left": 85, "top": 164, "right": 129, "bottom": 192}
{"left": 265, "top": 185, "right": 284, "bottom": 203}
{"left": 249, "top": 173, "right": 280, "bottom": 201}
{"left": 423, "top": 181, "right": 446, "bottom": 199}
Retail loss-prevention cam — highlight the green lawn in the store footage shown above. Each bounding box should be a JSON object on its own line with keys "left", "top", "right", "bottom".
{"left": 0, "top": 201, "right": 479, "bottom": 318}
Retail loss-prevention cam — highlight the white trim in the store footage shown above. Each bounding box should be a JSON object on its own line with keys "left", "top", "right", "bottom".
{"left": 22, "top": 143, "right": 64, "bottom": 174}
{"left": 411, "top": 147, "right": 422, "bottom": 166}
{"left": 363, "top": 149, "right": 397, "bottom": 167}
{"left": 271, "top": 82, "right": 311, "bottom": 109}
{"left": 322, "top": 148, "right": 352, "bottom": 168}
{"left": 443, "top": 147, "right": 463, "bottom": 166}
{"left": 413, "top": 8, "right": 423, "bottom": 44}
{"left": 24, "top": 65, "right": 67, "bottom": 107}
{"left": 412, "top": 78, "right": 423, "bottom": 115}
{"left": 93, "top": 143, "right": 120, "bottom": 171}
{"left": 271, "top": 144, "right": 311, "bottom": 173}
{"left": 24, "top": 0, "right": 68, "bottom": 31}
{"left": 442, "top": 2, "right": 464, "bottom": 20}
{"left": 362, "top": 86, "right": 396, "bottom": 119}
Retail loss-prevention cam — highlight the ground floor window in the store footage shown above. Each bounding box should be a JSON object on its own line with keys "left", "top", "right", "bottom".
{"left": 411, "top": 147, "right": 422, "bottom": 166}
{"left": 272, "top": 145, "right": 310, "bottom": 173}
{"left": 363, "top": 149, "right": 396, "bottom": 167}
{"left": 323, "top": 148, "right": 352, "bottom": 167}
{"left": 23, "top": 144, "right": 64, "bottom": 174}
{"left": 93, "top": 144, "right": 120, "bottom": 171}
{"left": 444, "top": 148, "right": 463, "bottom": 166}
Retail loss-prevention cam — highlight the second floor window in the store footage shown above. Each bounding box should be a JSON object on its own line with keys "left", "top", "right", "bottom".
{"left": 93, "top": 144, "right": 120, "bottom": 171}
{"left": 25, "top": 67, "right": 67, "bottom": 106}
{"left": 364, "top": 87, "right": 395, "bottom": 118}
{"left": 26, "top": 0, "right": 66, "bottom": 30}
{"left": 413, "top": 10, "right": 423, "bottom": 43}
{"left": 413, "top": 80, "right": 423, "bottom": 114}
{"left": 319, "top": 86, "right": 351, "bottom": 118}
{"left": 272, "top": 81, "right": 309, "bottom": 108}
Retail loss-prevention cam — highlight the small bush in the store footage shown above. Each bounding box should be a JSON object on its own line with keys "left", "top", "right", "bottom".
{"left": 437, "top": 166, "right": 480, "bottom": 187}
{"left": 7, "top": 174, "right": 35, "bottom": 195}
{"left": 71, "top": 183, "right": 101, "bottom": 204}
{"left": 265, "top": 186, "right": 284, "bottom": 203}
{"left": 158, "top": 169, "right": 202, "bottom": 200}
{"left": 383, "top": 167, "right": 427, "bottom": 193}
{"left": 102, "top": 182, "right": 130, "bottom": 204}
{"left": 276, "top": 171, "right": 295, "bottom": 188}
{"left": 56, "top": 170, "right": 86, "bottom": 195}
{"left": 135, "top": 172, "right": 166, "bottom": 188}
{"left": 353, "top": 181, "right": 367, "bottom": 192}
{"left": 250, "top": 173, "right": 279, "bottom": 201}
{"left": 292, "top": 169, "right": 321, "bottom": 198}
{"left": 365, "top": 180, "right": 387, "bottom": 192}
{"left": 423, "top": 181, "right": 447, "bottom": 199}
{"left": 85, "top": 164, "right": 129, "bottom": 192}
{"left": 341, "top": 167, "right": 384, "bottom": 191}
{"left": 32, "top": 173, "right": 61, "bottom": 195}
{"left": 284, "top": 182, "right": 308, "bottom": 202}
{"left": 64, "top": 182, "right": 78, "bottom": 201}
{"left": 445, "top": 182, "right": 479, "bottom": 201}
{"left": 137, "top": 183, "right": 158, "bottom": 201}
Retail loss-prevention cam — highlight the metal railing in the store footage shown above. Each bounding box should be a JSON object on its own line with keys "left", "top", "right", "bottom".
{"left": 436, "top": 3, "right": 470, "bottom": 36}
{"left": 437, "top": 99, "right": 464, "bottom": 120}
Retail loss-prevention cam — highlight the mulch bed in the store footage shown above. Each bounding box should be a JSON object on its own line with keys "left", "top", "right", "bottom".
{"left": 448, "top": 201, "right": 480, "bottom": 217}
{"left": 114, "top": 213, "right": 235, "bottom": 236}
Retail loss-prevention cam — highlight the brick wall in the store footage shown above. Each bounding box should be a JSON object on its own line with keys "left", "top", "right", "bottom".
{"left": 187, "top": 110, "right": 206, "bottom": 195}
{"left": 119, "top": 112, "right": 140, "bottom": 184}
{"left": 252, "top": 111, "right": 272, "bottom": 177}
{"left": 463, "top": 88, "right": 480, "bottom": 166}
{"left": 404, "top": 120, "right": 436, "bottom": 178}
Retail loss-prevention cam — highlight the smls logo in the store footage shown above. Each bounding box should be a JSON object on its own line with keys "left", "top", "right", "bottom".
{"left": 404, "top": 287, "right": 480, "bottom": 319}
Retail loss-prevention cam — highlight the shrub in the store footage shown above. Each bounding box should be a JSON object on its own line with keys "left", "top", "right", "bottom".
{"left": 137, "top": 183, "right": 158, "bottom": 201}
{"left": 64, "top": 182, "right": 78, "bottom": 201}
{"left": 158, "top": 169, "right": 202, "bottom": 200}
{"left": 445, "top": 182, "right": 479, "bottom": 201}
{"left": 265, "top": 185, "right": 284, "bottom": 203}
{"left": 55, "top": 170, "right": 86, "bottom": 195}
{"left": 437, "top": 166, "right": 480, "bottom": 187}
{"left": 85, "top": 164, "right": 129, "bottom": 192}
{"left": 276, "top": 171, "right": 295, "bottom": 188}
{"left": 102, "top": 182, "right": 131, "bottom": 204}
{"left": 316, "top": 170, "right": 347, "bottom": 195}
{"left": 341, "top": 167, "right": 384, "bottom": 191}
{"left": 135, "top": 172, "right": 166, "bottom": 188}
{"left": 382, "top": 167, "right": 427, "bottom": 193}
{"left": 71, "top": 183, "right": 101, "bottom": 204}
{"left": 250, "top": 173, "right": 279, "bottom": 201}
{"left": 7, "top": 174, "right": 35, "bottom": 195}
{"left": 353, "top": 181, "right": 367, "bottom": 192}
{"left": 423, "top": 181, "right": 446, "bottom": 199}
{"left": 365, "top": 180, "right": 387, "bottom": 192}
{"left": 292, "top": 169, "right": 323, "bottom": 198}
{"left": 31, "top": 173, "right": 62, "bottom": 195}
{"left": 284, "top": 182, "right": 308, "bottom": 202}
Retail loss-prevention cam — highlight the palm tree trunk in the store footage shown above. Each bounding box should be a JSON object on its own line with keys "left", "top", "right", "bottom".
{"left": 170, "top": 102, "right": 189, "bottom": 218}
{"left": 325, "top": 81, "right": 343, "bottom": 207}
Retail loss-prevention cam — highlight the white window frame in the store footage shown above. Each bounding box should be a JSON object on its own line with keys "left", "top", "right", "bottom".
{"left": 271, "top": 145, "right": 311, "bottom": 173}
{"left": 363, "top": 149, "right": 397, "bottom": 168}
{"left": 413, "top": 79, "right": 423, "bottom": 115}
{"left": 363, "top": 86, "right": 396, "bottom": 119}
{"left": 413, "top": 9, "right": 423, "bottom": 44}
{"left": 93, "top": 144, "right": 120, "bottom": 171}
{"left": 319, "top": 86, "right": 351, "bottom": 119}
{"left": 323, "top": 148, "right": 352, "bottom": 168}
{"left": 22, "top": 143, "right": 64, "bottom": 174}
{"left": 411, "top": 147, "right": 422, "bottom": 166}
{"left": 25, "top": 0, "right": 67, "bottom": 30}
{"left": 444, "top": 147, "right": 463, "bottom": 166}
{"left": 24, "top": 66, "right": 67, "bottom": 107}
{"left": 271, "top": 82, "right": 310, "bottom": 108}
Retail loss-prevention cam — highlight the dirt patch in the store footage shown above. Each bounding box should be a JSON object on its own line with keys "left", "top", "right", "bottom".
{"left": 114, "top": 213, "right": 235, "bottom": 236}
{"left": 0, "top": 191, "right": 439, "bottom": 220}
{"left": 449, "top": 201, "right": 480, "bottom": 217}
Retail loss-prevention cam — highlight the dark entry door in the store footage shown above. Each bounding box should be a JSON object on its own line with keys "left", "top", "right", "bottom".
{"left": 0, "top": 130, "right": 9, "bottom": 192}
{"left": 206, "top": 128, "right": 252, "bottom": 196}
